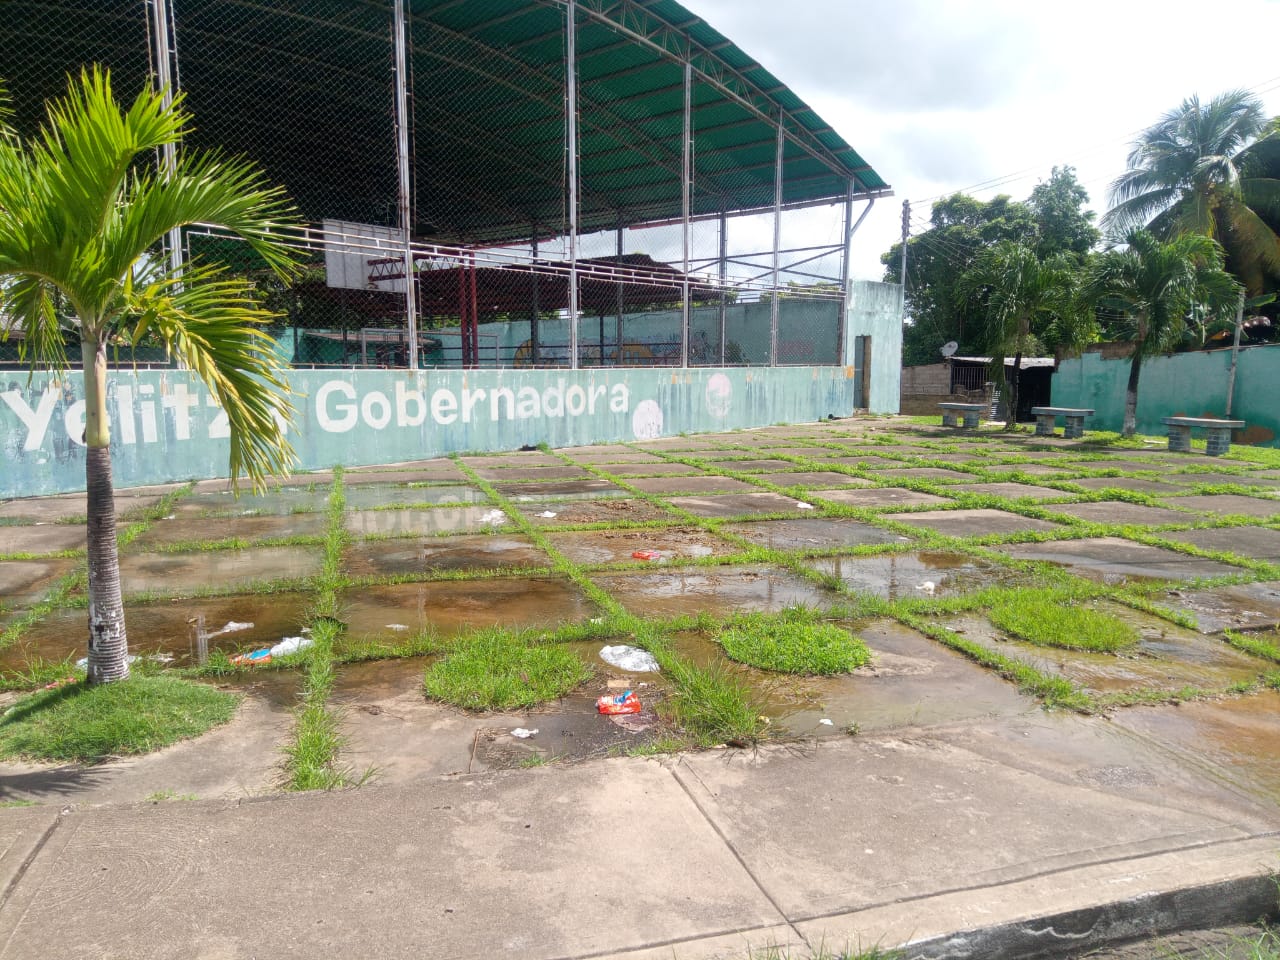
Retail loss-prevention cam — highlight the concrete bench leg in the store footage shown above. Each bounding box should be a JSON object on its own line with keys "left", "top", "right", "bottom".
{"left": 962, "top": 411, "right": 980, "bottom": 429}
{"left": 1034, "top": 414, "right": 1056, "bottom": 437}
{"left": 1206, "top": 427, "right": 1233, "bottom": 457}
{"left": 942, "top": 412, "right": 958, "bottom": 428}
{"left": 1063, "top": 416, "right": 1085, "bottom": 440}
{"left": 1167, "top": 424, "right": 1192, "bottom": 453}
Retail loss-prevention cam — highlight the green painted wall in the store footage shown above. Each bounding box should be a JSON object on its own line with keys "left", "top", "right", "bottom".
{"left": 845, "top": 280, "right": 903, "bottom": 414}
{"left": 1, "top": 366, "right": 858, "bottom": 497}
{"left": 1052, "top": 344, "right": 1280, "bottom": 446}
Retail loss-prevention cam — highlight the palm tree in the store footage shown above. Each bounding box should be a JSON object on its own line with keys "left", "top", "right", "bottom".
{"left": 956, "top": 241, "right": 1080, "bottom": 429}
{"left": 0, "top": 68, "right": 300, "bottom": 684}
{"left": 1103, "top": 90, "right": 1280, "bottom": 295}
{"left": 1082, "top": 230, "right": 1239, "bottom": 437}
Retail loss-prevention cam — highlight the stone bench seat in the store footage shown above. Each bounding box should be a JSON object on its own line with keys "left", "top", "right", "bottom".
{"left": 1161, "top": 416, "right": 1244, "bottom": 457}
{"left": 938, "top": 402, "right": 987, "bottom": 429}
{"left": 1030, "top": 406, "right": 1094, "bottom": 439}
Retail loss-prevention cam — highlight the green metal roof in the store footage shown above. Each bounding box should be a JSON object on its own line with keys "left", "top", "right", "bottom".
{"left": 2, "top": 0, "right": 890, "bottom": 245}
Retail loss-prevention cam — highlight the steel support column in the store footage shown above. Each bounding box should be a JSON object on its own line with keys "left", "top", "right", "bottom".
{"left": 838, "top": 187, "right": 875, "bottom": 367}
{"left": 769, "top": 112, "right": 785, "bottom": 367}
{"left": 393, "top": 0, "right": 418, "bottom": 369}
{"left": 566, "top": 0, "right": 580, "bottom": 370}
{"left": 680, "top": 59, "right": 692, "bottom": 368}
{"left": 718, "top": 210, "right": 727, "bottom": 365}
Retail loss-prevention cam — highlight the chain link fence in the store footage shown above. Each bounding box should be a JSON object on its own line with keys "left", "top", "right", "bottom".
{"left": 4, "top": 0, "right": 882, "bottom": 371}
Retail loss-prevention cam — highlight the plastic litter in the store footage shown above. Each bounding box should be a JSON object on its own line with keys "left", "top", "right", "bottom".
{"left": 537, "top": 511, "right": 557, "bottom": 518}
{"left": 206, "top": 620, "right": 253, "bottom": 639}
{"left": 599, "top": 644, "right": 660, "bottom": 672}
{"left": 511, "top": 728, "right": 538, "bottom": 739}
{"left": 916, "top": 581, "right": 937, "bottom": 595}
{"left": 478, "top": 509, "right": 507, "bottom": 526}
{"left": 229, "top": 635, "right": 314, "bottom": 666}
{"left": 795, "top": 502, "right": 815, "bottom": 510}
{"left": 631, "top": 549, "right": 661, "bottom": 561}
{"left": 597, "top": 690, "right": 642, "bottom": 715}
{"left": 818, "top": 718, "right": 834, "bottom": 726}
{"left": 386, "top": 623, "right": 410, "bottom": 632}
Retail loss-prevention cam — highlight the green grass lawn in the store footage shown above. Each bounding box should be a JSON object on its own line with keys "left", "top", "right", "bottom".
{"left": 423, "top": 630, "right": 591, "bottom": 710}
{"left": 990, "top": 595, "right": 1140, "bottom": 653}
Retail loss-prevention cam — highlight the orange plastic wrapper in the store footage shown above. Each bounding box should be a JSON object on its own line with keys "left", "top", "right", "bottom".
{"left": 597, "top": 692, "right": 642, "bottom": 715}
{"left": 631, "top": 550, "right": 660, "bottom": 561}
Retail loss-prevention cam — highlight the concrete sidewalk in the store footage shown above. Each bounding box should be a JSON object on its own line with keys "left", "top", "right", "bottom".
{"left": 1, "top": 710, "right": 1277, "bottom": 960}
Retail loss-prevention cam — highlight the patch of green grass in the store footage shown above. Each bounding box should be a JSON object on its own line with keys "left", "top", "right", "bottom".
{"left": 1223, "top": 630, "right": 1280, "bottom": 664}
{"left": 423, "top": 630, "right": 591, "bottom": 711}
{"left": 0, "top": 675, "right": 239, "bottom": 762}
{"left": 720, "top": 614, "right": 870, "bottom": 675}
{"left": 0, "top": 657, "right": 82, "bottom": 692}
{"left": 0, "top": 799, "right": 36, "bottom": 808}
{"left": 145, "top": 789, "right": 197, "bottom": 802}
{"left": 655, "top": 653, "right": 767, "bottom": 746}
{"left": 989, "top": 595, "right": 1139, "bottom": 652}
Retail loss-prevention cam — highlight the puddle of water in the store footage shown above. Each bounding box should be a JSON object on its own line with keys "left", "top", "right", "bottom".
{"left": 995, "top": 537, "right": 1238, "bottom": 584}
{"left": 592, "top": 564, "right": 832, "bottom": 618}
{"left": 345, "top": 507, "right": 501, "bottom": 537}
{"left": 0, "top": 592, "right": 311, "bottom": 672}
{"left": 174, "top": 487, "right": 329, "bottom": 517}
{"left": 339, "top": 577, "right": 595, "bottom": 640}
{"left": 546, "top": 528, "right": 737, "bottom": 565}
{"left": 128, "top": 512, "right": 328, "bottom": 548}
{"left": 1109, "top": 691, "right": 1280, "bottom": 806}
{"left": 343, "top": 484, "right": 486, "bottom": 509}
{"left": 945, "top": 602, "right": 1266, "bottom": 693}
{"left": 343, "top": 534, "right": 550, "bottom": 577}
{"left": 118, "top": 545, "right": 324, "bottom": 594}
{"left": 809, "top": 551, "right": 1025, "bottom": 600}
{"left": 724, "top": 518, "right": 903, "bottom": 551}
{"left": 1166, "top": 581, "right": 1280, "bottom": 633}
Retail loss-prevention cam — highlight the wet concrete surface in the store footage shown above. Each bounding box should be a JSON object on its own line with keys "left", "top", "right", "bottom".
{"left": 699, "top": 458, "right": 800, "bottom": 473}
{"left": 1070, "top": 476, "right": 1188, "bottom": 496}
{"left": 472, "top": 465, "right": 592, "bottom": 482}
{"left": 514, "top": 497, "right": 674, "bottom": 526}
{"left": 882, "top": 507, "right": 1062, "bottom": 537}
{"left": 1166, "top": 472, "right": 1280, "bottom": 488}
{"left": 590, "top": 462, "right": 703, "bottom": 477}
{"left": 173, "top": 487, "right": 328, "bottom": 517}
{"left": 1047, "top": 500, "right": 1199, "bottom": 526}
{"left": 874, "top": 467, "right": 977, "bottom": 483}
{"left": 592, "top": 564, "right": 832, "bottom": 618}
{"left": 339, "top": 576, "right": 595, "bottom": 640}
{"left": 944, "top": 604, "right": 1267, "bottom": 694}
{"left": 755, "top": 471, "right": 873, "bottom": 488}
{"left": 810, "top": 551, "right": 1030, "bottom": 600}
{"left": 341, "top": 464, "right": 463, "bottom": 485}
{"left": 625, "top": 475, "right": 757, "bottom": 495}
{"left": 0, "top": 524, "right": 85, "bottom": 555}
{"left": 0, "top": 557, "right": 77, "bottom": 609}
{"left": 1164, "top": 581, "right": 1280, "bottom": 632}
{"left": 666, "top": 491, "right": 817, "bottom": 518}
{"left": 344, "top": 534, "right": 550, "bottom": 577}
{"left": 495, "top": 479, "right": 622, "bottom": 498}
{"left": 1158, "top": 526, "right": 1280, "bottom": 562}
{"left": 817, "top": 455, "right": 904, "bottom": 469}
{"left": 0, "top": 592, "right": 311, "bottom": 672}
{"left": 117, "top": 545, "right": 324, "bottom": 594}
{"left": 996, "top": 536, "right": 1242, "bottom": 583}
{"left": 128, "top": 512, "right": 328, "bottom": 548}
{"left": 545, "top": 527, "right": 738, "bottom": 565}
{"left": 948, "top": 482, "right": 1076, "bottom": 501}
{"left": 343, "top": 484, "right": 486, "bottom": 509}
{"left": 345, "top": 506, "right": 506, "bottom": 537}
{"left": 807, "top": 487, "right": 953, "bottom": 509}
{"left": 723, "top": 518, "right": 906, "bottom": 551}
{"left": 0, "top": 494, "right": 160, "bottom": 523}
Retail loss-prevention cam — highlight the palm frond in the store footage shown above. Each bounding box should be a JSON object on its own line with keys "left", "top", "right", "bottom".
{"left": 0, "top": 276, "right": 68, "bottom": 370}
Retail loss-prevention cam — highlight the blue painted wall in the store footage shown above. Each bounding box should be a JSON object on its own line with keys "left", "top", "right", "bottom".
{"left": 1052, "top": 344, "right": 1280, "bottom": 447}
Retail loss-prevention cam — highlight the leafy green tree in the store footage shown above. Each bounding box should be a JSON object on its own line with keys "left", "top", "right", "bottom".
{"left": 1082, "top": 230, "right": 1240, "bottom": 437}
{"left": 956, "top": 242, "right": 1081, "bottom": 429}
{"left": 1104, "top": 90, "right": 1280, "bottom": 296}
{"left": 884, "top": 169, "right": 1099, "bottom": 365}
{"left": 0, "top": 69, "right": 300, "bottom": 684}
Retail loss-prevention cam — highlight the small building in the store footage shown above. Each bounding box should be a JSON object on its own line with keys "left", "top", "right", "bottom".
{"left": 901, "top": 357, "right": 1055, "bottom": 421}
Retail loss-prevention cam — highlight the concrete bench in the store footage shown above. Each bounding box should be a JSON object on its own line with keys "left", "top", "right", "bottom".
{"left": 938, "top": 402, "right": 987, "bottom": 429}
{"left": 1161, "top": 416, "right": 1244, "bottom": 456}
{"left": 1030, "top": 406, "right": 1094, "bottom": 439}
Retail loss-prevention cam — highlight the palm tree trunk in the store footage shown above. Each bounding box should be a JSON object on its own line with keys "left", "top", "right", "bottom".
{"left": 1004, "top": 351, "right": 1022, "bottom": 431}
{"left": 1123, "top": 346, "right": 1143, "bottom": 439}
{"left": 81, "top": 337, "right": 129, "bottom": 685}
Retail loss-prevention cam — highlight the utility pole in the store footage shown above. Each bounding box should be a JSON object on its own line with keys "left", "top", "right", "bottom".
{"left": 898, "top": 199, "right": 910, "bottom": 291}
{"left": 1225, "top": 290, "right": 1245, "bottom": 417}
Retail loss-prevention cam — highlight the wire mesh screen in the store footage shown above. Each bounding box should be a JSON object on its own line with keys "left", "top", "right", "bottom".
{"left": 3, "top": 1, "right": 872, "bottom": 371}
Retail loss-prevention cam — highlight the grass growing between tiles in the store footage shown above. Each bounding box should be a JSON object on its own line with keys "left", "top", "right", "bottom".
{"left": 423, "top": 628, "right": 591, "bottom": 711}
{"left": 989, "top": 595, "right": 1139, "bottom": 652}
{"left": 720, "top": 611, "right": 870, "bottom": 675}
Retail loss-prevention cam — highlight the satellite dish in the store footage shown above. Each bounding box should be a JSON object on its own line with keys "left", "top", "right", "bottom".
{"left": 940, "top": 341, "right": 959, "bottom": 358}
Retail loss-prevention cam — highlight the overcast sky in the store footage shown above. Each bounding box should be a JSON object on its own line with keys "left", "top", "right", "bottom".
{"left": 678, "top": 0, "right": 1280, "bottom": 281}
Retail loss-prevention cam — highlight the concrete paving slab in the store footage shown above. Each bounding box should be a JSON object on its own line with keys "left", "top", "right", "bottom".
{"left": 1067, "top": 460, "right": 1168, "bottom": 474}
{"left": 497, "top": 479, "right": 624, "bottom": 498}
{"left": 875, "top": 467, "right": 977, "bottom": 483}
{"left": 343, "top": 484, "right": 487, "bottom": 509}
{"left": 0, "top": 558, "right": 77, "bottom": 609}
{"left": 546, "top": 527, "right": 738, "bottom": 565}
{"left": 755, "top": 471, "right": 873, "bottom": 488}
{"left": 987, "top": 463, "right": 1077, "bottom": 478}
{"left": 563, "top": 448, "right": 663, "bottom": 462}
{"left": 0, "top": 526, "right": 84, "bottom": 556}
{"left": 591, "top": 461, "right": 702, "bottom": 477}
{"left": 472, "top": 464, "right": 591, "bottom": 482}
{"left": 1165, "top": 580, "right": 1280, "bottom": 632}
{"left": 995, "top": 537, "right": 1240, "bottom": 583}
{"left": 1164, "top": 494, "right": 1280, "bottom": 519}
{"left": 810, "top": 551, "right": 1031, "bottom": 599}
{"left": 698, "top": 458, "right": 799, "bottom": 473}
{"left": 0, "top": 496, "right": 87, "bottom": 523}
{"left": 128, "top": 511, "right": 329, "bottom": 549}
{"left": 1047, "top": 501, "right": 1196, "bottom": 526}
{"left": 1159, "top": 526, "right": 1280, "bottom": 563}
{"left": 818, "top": 454, "right": 904, "bottom": 469}
{"left": 344, "top": 534, "right": 550, "bottom": 577}
{"left": 809, "top": 488, "right": 952, "bottom": 509}
{"left": 515, "top": 498, "right": 675, "bottom": 526}
{"left": 666, "top": 492, "right": 814, "bottom": 518}
{"left": 625, "top": 476, "right": 757, "bottom": 495}
{"left": 594, "top": 565, "right": 831, "bottom": 618}
{"left": 671, "top": 733, "right": 1255, "bottom": 924}
{"left": 341, "top": 465, "right": 465, "bottom": 485}
{"left": 949, "top": 481, "right": 1076, "bottom": 501}
{"left": 1166, "top": 472, "right": 1280, "bottom": 489}
{"left": 346, "top": 506, "right": 506, "bottom": 537}
{"left": 882, "top": 508, "right": 1061, "bottom": 537}
{"left": 0, "top": 762, "right": 782, "bottom": 960}
{"left": 723, "top": 518, "right": 905, "bottom": 551}
{"left": 0, "top": 807, "right": 60, "bottom": 898}
{"left": 117, "top": 545, "right": 323, "bottom": 594}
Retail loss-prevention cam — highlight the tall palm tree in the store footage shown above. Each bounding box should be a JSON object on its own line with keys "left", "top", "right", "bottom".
{"left": 1103, "top": 90, "right": 1280, "bottom": 295}
{"left": 0, "top": 68, "right": 300, "bottom": 684}
{"left": 1082, "top": 230, "right": 1239, "bottom": 438}
{"left": 956, "top": 241, "right": 1080, "bottom": 429}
